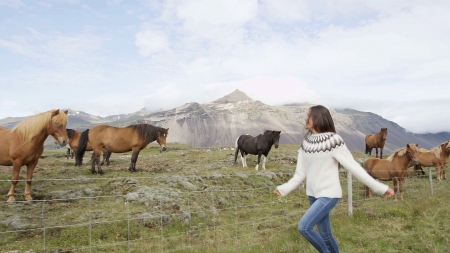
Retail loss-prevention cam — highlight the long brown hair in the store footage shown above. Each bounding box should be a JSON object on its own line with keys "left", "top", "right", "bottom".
{"left": 308, "top": 105, "right": 336, "bottom": 133}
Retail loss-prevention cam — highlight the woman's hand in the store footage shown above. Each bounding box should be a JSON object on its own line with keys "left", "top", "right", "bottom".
{"left": 383, "top": 187, "right": 395, "bottom": 198}
{"left": 274, "top": 188, "right": 282, "bottom": 197}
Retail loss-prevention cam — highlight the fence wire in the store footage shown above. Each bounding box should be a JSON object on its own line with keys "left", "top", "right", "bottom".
{"left": 0, "top": 168, "right": 444, "bottom": 253}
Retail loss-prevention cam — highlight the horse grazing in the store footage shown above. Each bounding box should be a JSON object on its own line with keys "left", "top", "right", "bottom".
{"left": 365, "top": 128, "right": 388, "bottom": 159}
{"left": 0, "top": 109, "right": 69, "bottom": 202}
{"left": 75, "top": 124, "right": 169, "bottom": 174}
{"left": 363, "top": 143, "right": 419, "bottom": 200}
{"left": 234, "top": 130, "right": 281, "bottom": 170}
{"left": 413, "top": 141, "right": 450, "bottom": 181}
{"left": 65, "top": 128, "right": 111, "bottom": 166}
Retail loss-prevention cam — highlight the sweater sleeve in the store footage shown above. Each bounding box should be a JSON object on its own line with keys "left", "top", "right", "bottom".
{"left": 276, "top": 150, "right": 306, "bottom": 197}
{"left": 333, "top": 144, "right": 389, "bottom": 196}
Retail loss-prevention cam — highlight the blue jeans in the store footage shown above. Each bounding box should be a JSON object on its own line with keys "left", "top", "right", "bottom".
{"left": 298, "top": 196, "right": 340, "bottom": 253}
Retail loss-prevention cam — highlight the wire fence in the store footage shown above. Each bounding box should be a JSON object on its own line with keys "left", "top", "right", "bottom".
{"left": 0, "top": 168, "right": 446, "bottom": 253}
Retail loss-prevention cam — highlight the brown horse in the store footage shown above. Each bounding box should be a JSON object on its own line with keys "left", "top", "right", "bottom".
{"left": 0, "top": 109, "right": 69, "bottom": 202}
{"left": 363, "top": 143, "right": 419, "bottom": 200}
{"left": 413, "top": 141, "right": 450, "bottom": 181}
{"left": 65, "top": 129, "right": 111, "bottom": 166}
{"left": 75, "top": 124, "right": 169, "bottom": 174}
{"left": 365, "top": 128, "right": 388, "bottom": 159}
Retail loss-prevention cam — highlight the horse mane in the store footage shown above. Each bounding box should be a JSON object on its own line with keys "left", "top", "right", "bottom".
{"left": 128, "top": 124, "right": 163, "bottom": 143}
{"left": 386, "top": 147, "right": 408, "bottom": 162}
{"left": 429, "top": 140, "right": 450, "bottom": 158}
{"left": 11, "top": 109, "right": 68, "bottom": 142}
{"left": 66, "top": 129, "right": 76, "bottom": 139}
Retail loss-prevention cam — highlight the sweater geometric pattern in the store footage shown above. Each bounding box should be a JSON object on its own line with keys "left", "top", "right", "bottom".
{"left": 302, "top": 132, "right": 345, "bottom": 154}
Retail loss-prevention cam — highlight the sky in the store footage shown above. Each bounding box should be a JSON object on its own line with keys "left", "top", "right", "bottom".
{"left": 0, "top": 0, "right": 449, "bottom": 134}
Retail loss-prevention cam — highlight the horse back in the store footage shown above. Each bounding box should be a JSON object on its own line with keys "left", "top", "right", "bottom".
{"left": 417, "top": 150, "right": 442, "bottom": 166}
{"left": 89, "top": 125, "right": 137, "bottom": 153}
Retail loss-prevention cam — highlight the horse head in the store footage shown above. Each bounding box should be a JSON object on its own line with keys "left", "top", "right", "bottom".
{"left": 49, "top": 109, "right": 69, "bottom": 147}
{"left": 156, "top": 127, "right": 169, "bottom": 151}
{"left": 381, "top": 128, "right": 388, "bottom": 141}
{"left": 406, "top": 143, "right": 419, "bottom": 165}
{"left": 265, "top": 130, "right": 281, "bottom": 148}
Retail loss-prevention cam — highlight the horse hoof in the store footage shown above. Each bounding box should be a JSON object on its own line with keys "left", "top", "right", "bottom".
{"left": 6, "top": 197, "right": 15, "bottom": 202}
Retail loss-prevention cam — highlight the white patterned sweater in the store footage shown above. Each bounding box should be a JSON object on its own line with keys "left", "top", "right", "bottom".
{"left": 277, "top": 132, "right": 388, "bottom": 198}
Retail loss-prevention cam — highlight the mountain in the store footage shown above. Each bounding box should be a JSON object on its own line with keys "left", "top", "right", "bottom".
{"left": 0, "top": 89, "right": 449, "bottom": 152}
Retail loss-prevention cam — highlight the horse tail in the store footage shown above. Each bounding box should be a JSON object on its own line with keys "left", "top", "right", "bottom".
{"left": 234, "top": 136, "right": 241, "bottom": 163}
{"left": 75, "top": 129, "right": 89, "bottom": 166}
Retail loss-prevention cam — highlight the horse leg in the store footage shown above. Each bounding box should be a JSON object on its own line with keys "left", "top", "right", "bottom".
{"left": 262, "top": 155, "right": 266, "bottom": 170}
{"left": 393, "top": 178, "right": 398, "bottom": 201}
{"left": 436, "top": 166, "right": 442, "bottom": 181}
{"left": 7, "top": 162, "right": 22, "bottom": 202}
{"left": 234, "top": 148, "right": 239, "bottom": 164}
{"left": 399, "top": 177, "right": 405, "bottom": 200}
{"left": 255, "top": 153, "right": 261, "bottom": 171}
{"left": 24, "top": 160, "right": 39, "bottom": 201}
{"left": 95, "top": 151, "right": 104, "bottom": 175}
{"left": 129, "top": 150, "right": 140, "bottom": 172}
{"left": 90, "top": 152, "right": 101, "bottom": 174}
{"left": 375, "top": 148, "right": 379, "bottom": 158}
{"left": 106, "top": 151, "right": 111, "bottom": 166}
{"left": 380, "top": 148, "right": 383, "bottom": 159}
{"left": 241, "top": 152, "right": 247, "bottom": 168}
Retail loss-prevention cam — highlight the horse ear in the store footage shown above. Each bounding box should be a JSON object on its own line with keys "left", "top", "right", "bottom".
{"left": 51, "top": 109, "right": 60, "bottom": 116}
{"left": 63, "top": 110, "right": 68, "bottom": 114}
{"left": 415, "top": 143, "right": 418, "bottom": 147}
{"left": 407, "top": 144, "right": 410, "bottom": 148}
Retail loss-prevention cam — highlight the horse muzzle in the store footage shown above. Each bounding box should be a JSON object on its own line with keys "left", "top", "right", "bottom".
{"left": 161, "top": 147, "right": 167, "bottom": 152}
{"left": 55, "top": 138, "right": 68, "bottom": 147}
{"left": 412, "top": 159, "right": 419, "bottom": 166}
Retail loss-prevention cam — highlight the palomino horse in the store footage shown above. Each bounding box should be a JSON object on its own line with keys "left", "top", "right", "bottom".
{"left": 65, "top": 129, "right": 111, "bottom": 166}
{"left": 365, "top": 128, "right": 388, "bottom": 159}
{"left": 363, "top": 143, "right": 419, "bottom": 200}
{"left": 75, "top": 124, "right": 169, "bottom": 174}
{"left": 234, "top": 130, "right": 281, "bottom": 170}
{"left": 0, "top": 109, "right": 68, "bottom": 202}
{"left": 413, "top": 141, "right": 450, "bottom": 181}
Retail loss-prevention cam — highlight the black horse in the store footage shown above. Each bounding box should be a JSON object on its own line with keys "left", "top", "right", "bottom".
{"left": 234, "top": 130, "right": 281, "bottom": 170}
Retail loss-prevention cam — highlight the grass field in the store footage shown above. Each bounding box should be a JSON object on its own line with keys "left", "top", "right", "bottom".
{"left": 0, "top": 143, "right": 449, "bottom": 253}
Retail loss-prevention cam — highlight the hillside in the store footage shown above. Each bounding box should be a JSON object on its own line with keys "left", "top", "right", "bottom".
{"left": 0, "top": 90, "right": 448, "bottom": 152}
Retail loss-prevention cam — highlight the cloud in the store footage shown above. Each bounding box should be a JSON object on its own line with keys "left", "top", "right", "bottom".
{"left": 135, "top": 29, "right": 170, "bottom": 56}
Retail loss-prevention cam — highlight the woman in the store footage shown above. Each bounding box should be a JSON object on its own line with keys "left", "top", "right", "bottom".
{"left": 275, "top": 105, "right": 394, "bottom": 253}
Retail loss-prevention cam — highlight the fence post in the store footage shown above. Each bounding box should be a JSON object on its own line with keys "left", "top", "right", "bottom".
{"left": 347, "top": 172, "right": 353, "bottom": 216}
{"left": 428, "top": 168, "right": 433, "bottom": 195}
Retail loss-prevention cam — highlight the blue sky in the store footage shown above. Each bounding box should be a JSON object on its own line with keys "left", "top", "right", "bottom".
{"left": 1, "top": 0, "right": 449, "bottom": 133}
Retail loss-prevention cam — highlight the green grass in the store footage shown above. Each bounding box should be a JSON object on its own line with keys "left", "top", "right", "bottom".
{"left": 0, "top": 144, "right": 449, "bottom": 252}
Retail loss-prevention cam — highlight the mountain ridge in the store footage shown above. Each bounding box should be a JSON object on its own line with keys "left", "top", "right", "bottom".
{"left": 0, "top": 89, "right": 448, "bottom": 152}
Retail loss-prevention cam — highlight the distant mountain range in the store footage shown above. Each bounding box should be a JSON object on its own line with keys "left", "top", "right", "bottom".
{"left": 1, "top": 89, "right": 449, "bottom": 153}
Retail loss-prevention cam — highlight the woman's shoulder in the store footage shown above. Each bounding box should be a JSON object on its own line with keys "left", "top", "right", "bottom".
{"left": 302, "top": 132, "right": 345, "bottom": 153}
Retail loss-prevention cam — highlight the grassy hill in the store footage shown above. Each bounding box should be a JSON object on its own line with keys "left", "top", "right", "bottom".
{"left": 0, "top": 144, "right": 449, "bottom": 252}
